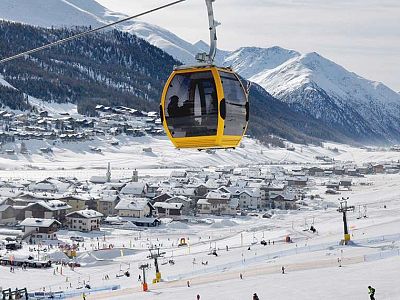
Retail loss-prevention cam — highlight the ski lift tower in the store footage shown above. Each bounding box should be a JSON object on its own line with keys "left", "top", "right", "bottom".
{"left": 337, "top": 197, "right": 355, "bottom": 245}
{"left": 138, "top": 263, "right": 149, "bottom": 292}
{"left": 148, "top": 247, "right": 166, "bottom": 282}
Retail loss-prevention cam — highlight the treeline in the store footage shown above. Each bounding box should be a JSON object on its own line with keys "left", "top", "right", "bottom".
{"left": 0, "top": 22, "right": 178, "bottom": 114}
{"left": 0, "top": 85, "right": 30, "bottom": 111}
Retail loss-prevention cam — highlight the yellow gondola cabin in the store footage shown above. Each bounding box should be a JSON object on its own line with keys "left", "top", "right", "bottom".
{"left": 160, "top": 66, "right": 249, "bottom": 149}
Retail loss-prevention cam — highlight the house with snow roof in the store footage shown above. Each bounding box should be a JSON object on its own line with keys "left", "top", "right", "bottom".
{"left": 22, "top": 200, "right": 71, "bottom": 224}
{"left": 66, "top": 209, "right": 103, "bottom": 232}
{"left": 97, "top": 194, "right": 120, "bottom": 217}
{"left": 269, "top": 193, "right": 298, "bottom": 210}
{"left": 20, "top": 218, "right": 61, "bottom": 242}
{"left": 197, "top": 190, "right": 237, "bottom": 216}
{"left": 165, "top": 196, "right": 193, "bottom": 214}
{"left": 120, "top": 182, "right": 148, "bottom": 197}
{"left": 0, "top": 204, "right": 16, "bottom": 224}
{"left": 115, "top": 198, "right": 154, "bottom": 218}
{"left": 153, "top": 202, "right": 183, "bottom": 219}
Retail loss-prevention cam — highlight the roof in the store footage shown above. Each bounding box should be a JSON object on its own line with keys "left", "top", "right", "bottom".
{"left": 197, "top": 199, "right": 210, "bottom": 205}
{"left": 100, "top": 194, "right": 119, "bottom": 202}
{"left": 27, "top": 200, "right": 71, "bottom": 211}
{"left": 115, "top": 198, "right": 149, "bottom": 211}
{"left": 20, "top": 218, "right": 61, "bottom": 228}
{"left": 120, "top": 182, "right": 147, "bottom": 195}
{"left": 0, "top": 204, "right": 13, "bottom": 212}
{"left": 154, "top": 202, "right": 183, "bottom": 210}
{"left": 66, "top": 209, "right": 103, "bottom": 219}
{"left": 206, "top": 191, "right": 230, "bottom": 200}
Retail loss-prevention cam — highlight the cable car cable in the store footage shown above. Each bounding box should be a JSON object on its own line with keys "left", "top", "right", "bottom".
{"left": 0, "top": 0, "right": 187, "bottom": 64}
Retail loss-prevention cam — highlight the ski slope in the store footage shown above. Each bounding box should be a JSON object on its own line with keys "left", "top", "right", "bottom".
{"left": 1, "top": 174, "right": 400, "bottom": 299}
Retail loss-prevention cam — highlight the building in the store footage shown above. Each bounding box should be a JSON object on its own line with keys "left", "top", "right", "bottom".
{"left": 165, "top": 196, "right": 193, "bottom": 214}
{"left": 197, "top": 191, "right": 237, "bottom": 216}
{"left": 66, "top": 209, "right": 103, "bottom": 232}
{"left": 270, "top": 193, "right": 298, "bottom": 210}
{"left": 22, "top": 200, "right": 71, "bottom": 224}
{"left": 120, "top": 182, "right": 148, "bottom": 197}
{"left": 154, "top": 202, "right": 183, "bottom": 219}
{"left": 232, "top": 189, "right": 261, "bottom": 210}
{"left": 115, "top": 198, "right": 154, "bottom": 218}
{"left": 0, "top": 204, "right": 16, "bottom": 224}
{"left": 97, "top": 194, "right": 120, "bottom": 217}
{"left": 60, "top": 195, "right": 91, "bottom": 212}
{"left": 20, "top": 218, "right": 61, "bottom": 242}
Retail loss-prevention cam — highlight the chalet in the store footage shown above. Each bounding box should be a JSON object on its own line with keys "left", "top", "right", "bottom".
{"left": 97, "top": 194, "right": 120, "bottom": 217}
{"left": 165, "top": 196, "right": 193, "bottom": 214}
{"left": 0, "top": 204, "right": 16, "bottom": 224}
{"left": 154, "top": 202, "right": 183, "bottom": 219}
{"left": 286, "top": 177, "right": 308, "bottom": 187}
{"left": 270, "top": 193, "right": 298, "bottom": 210}
{"left": 151, "top": 193, "right": 173, "bottom": 204}
{"left": 307, "top": 167, "right": 324, "bottom": 176}
{"left": 60, "top": 195, "right": 91, "bottom": 212}
{"left": 115, "top": 198, "right": 154, "bottom": 218}
{"left": 372, "top": 164, "right": 384, "bottom": 174}
{"left": 326, "top": 181, "right": 340, "bottom": 190}
{"left": 346, "top": 168, "right": 359, "bottom": 176}
{"left": 339, "top": 179, "right": 353, "bottom": 188}
{"left": 20, "top": 218, "right": 61, "bottom": 242}
{"left": 28, "top": 180, "right": 57, "bottom": 193}
{"left": 197, "top": 191, "right": 237, "bottom": 216}
{"left": 333, "top": 167, "right": 346, "bottom": 176}
{"left": 120, "top": 182, "right": 148, "bottom": 197}
{"left": 235, "top": 189, "right": 262, "bottom": 210}
{"left": 171, "top": 187, "right": 196, "bottom": 198}
{"left": 66, "top": 209, "right": 103, "bottom": 232}
{"left": 170, "top": 170, "right": 187, "bottom": 178}
{"left": 22, "top": 200, "right": 71, "bottom": 224}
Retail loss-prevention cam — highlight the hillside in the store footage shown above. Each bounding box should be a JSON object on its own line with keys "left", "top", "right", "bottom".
{"left": 0, "top": 21, "right": 178, "bottom": 114}
{"left": 0, "top": 21, "right": 333, "bottom": 145}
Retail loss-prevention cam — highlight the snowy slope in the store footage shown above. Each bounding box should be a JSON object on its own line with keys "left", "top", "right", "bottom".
{"left": 223, "top": 46, "right": 300, "bottom": 79}
{"left": 0, "top": 0, "right": 199, "bottom": 64}
{"left": 0, "top": 75, "right": 15, "bottom": 89}
{"left": 0, "top": 0, "right": 106, "bottom": 28}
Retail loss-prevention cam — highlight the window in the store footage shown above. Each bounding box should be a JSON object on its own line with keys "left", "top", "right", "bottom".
{"left": 219, "top": 71, "right": 248, "bottom": 136}
{"left": 165, "top": 71, "right": 218, "bottom": 137}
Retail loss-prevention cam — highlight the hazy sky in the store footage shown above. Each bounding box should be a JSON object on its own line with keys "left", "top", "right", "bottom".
{"left": 96, "top": 0, "right": 400, "bottom": 91}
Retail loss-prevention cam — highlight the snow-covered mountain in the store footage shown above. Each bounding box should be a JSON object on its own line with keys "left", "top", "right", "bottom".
{"left": 222, "top": 46, "right": 300, "bottom": 79}
{"left": 244, "top": 52, "right": 400, "bottom": 143}
{"left": 0, "top": 0, "right": 200, "bottom": 64}
{"left": 1, "top": 0, "right": 400, "bottom": 144}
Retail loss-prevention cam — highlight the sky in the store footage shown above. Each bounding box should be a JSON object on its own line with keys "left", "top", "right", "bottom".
{"left": 95, "top": 0, "right": 400, "bottom": 91}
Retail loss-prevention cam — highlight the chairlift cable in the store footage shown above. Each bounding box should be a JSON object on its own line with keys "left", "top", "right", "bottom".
{"left": 0, "top": 0, "right": 187, "bottom": 64}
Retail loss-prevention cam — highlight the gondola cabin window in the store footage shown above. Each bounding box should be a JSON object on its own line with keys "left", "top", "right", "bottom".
{"left": 219, "top": 71, "right": 248, "bottom": 136}
{"left": 165, "top": 71, "right": 218, "bottom": 138}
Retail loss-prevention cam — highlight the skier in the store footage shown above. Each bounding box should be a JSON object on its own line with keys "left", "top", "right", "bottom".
{"left": 253, "top": 293, "right": 260, "bottom": 300}
{"left": 240, "top": 273, "right": 243, "bottom": 280}
{"left": 197, "top": 295, "right": 201, "bottom": 300}
{"left": 281, "top": 266, "right": 285, "bottom": 274}
{"left": 368, "top": 286, "right": 376, "bottom": 300}
{"left": 82, "top": 293, "right": 87, "bottom": 300}
{"left": 187, "top": 280, "right": 190, "bottom": 287}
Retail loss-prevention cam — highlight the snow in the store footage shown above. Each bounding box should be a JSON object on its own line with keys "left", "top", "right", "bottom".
{"left": 0, "top": 75, "right": 15, "bottom": 89}
{"left": 27, "top": 95, "right": 79, "bottom": 116}
{"left": 20, "top": 217, "right": 60, "bottom": 228}
{"left": 0, "top": 136, "right": 398, "bottom": 182}
{"left": 1, "top": 174, "right": 399, "bottom": 299}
